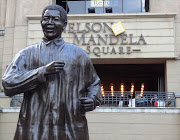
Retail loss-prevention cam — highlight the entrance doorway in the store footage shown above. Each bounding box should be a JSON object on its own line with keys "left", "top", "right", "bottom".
{"left": 94, "top": 64, "right": 165, "bottom": 93}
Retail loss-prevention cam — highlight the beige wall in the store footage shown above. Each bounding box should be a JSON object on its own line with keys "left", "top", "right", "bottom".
{"left": 27, "top": 14, "right": 176, "bottom": 59}
{"left": 1, "top": 27, "right": 14, "bottom": 89}
{"left": 166, "top": 60, "right": 180, "bottom": 92}
{"left": 1, "top": 110, "right": 180, "bottom": 140}
{"left": 0, "top": 0, "right": 16, "bottom": 90}
{"left": 1, "top": 2, "right": 180, "bottom": 139}
{"left": 0, "top": 36, "right": 4, "bottom": 86}
{"left": 151, "top": 0, "right": 180, "bottom": 57}
{"left": 0, "top": 0, "right": 52, "bottom": 89}
{"left": 0, "top": 112, "right": 18, "bottom": 140}
{"left": 12, "top": 0, "right": 52, "bottom": 55}
{"left": 87, "top": 111, "right": 180, "bottom": 140}
{"left": 150, "top": 0, "right": 180, "bottom": 92}
{"left": 0, "top": 0, "right": 7, "bottom": 27}
{"left": 1, "top": 0, "right": 180, "bottom": 92}
{"left": 0, "top": 0, "right": 6, "bottom": 84}
{"left": 12, "top": 0, "right": 52, "bottom": 56}
{"left": 176, "top": 98, "right": 180, "bottom": 107}
{"left": 0, "top": 97, "right": 11, "bottom": 107}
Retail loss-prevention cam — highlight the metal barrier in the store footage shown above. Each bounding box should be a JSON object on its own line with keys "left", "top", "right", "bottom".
{"left": 10, "top": 94, "right": 23, "bottom": 107}
{"left": 101, "top": 91, "right": 175, "bottom": 107}
{"left": 10, "top": 91, "right": 175, "bottom": 108}
{"left": 101, "top": 91, "right": 134, "bottom": 107}
{"left": 135, "top": 91, "right": 175, "bottom": 107}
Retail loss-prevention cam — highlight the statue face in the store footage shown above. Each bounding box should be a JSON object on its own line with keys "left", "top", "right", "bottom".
{"left": 41, "top": 10, "right": 65, "bottom": 40}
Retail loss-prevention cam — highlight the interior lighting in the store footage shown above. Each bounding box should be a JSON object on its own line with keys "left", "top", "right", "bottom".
{"left": 120, "top": 83, "right": 124, "bottom": 97}
{"left": 101, "top": 85, "right": 105, "bottom": 97}
{"left": 140, "top": 83, "right": 144, "bottom": 97}
{"left": 130, "top": 83, "right": 134, "bottom": 96}
{"left": 110, "top": 83, "right": 114, "bottom": 97}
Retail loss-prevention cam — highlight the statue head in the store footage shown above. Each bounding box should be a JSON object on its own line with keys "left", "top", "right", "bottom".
{"left": 41, "top": 5, "right": 67, "bottom": 40}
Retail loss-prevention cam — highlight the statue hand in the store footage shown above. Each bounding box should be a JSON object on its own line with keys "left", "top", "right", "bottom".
{"left": 44, "top": 61, "right": 65, "bottom": 75}
{"left": 80, "top": 97, "right": 95, "bottom": 112}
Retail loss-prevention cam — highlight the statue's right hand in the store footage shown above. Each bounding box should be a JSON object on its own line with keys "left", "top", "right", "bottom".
{"left": 44, "top": 61, "right": 65, "bottom": 75}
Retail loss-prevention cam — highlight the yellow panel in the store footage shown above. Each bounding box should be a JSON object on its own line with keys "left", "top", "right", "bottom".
{"left": 111, "top": 21, "right": 125, "bottom": 36}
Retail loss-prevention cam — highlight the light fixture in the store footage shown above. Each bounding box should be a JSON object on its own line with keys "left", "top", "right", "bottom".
{"left": 110, "top": 83, "right": 114, "bottom": 97}
{"left": 130, "top": 83, "right": 134, "bottom": 96}
{"left": 105, "top": 7, "right": 112, "bottom": 13}
{"left": 140, "top": 83, "right": 144, "bottom": 97}
{"left": 0, "top": 28, "right": 5, "bottom": 36}
{"left": 120, "top": 83, "right": 124, "bottom": 97}
{"left": 101, "top": 85, "right": 105, "bottom": 97}
{"left": 88, "top": 8, "right": 95, "bottom": 13}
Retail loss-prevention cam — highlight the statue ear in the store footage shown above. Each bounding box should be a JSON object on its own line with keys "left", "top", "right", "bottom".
{"left": 63, "top": 21, "right": 67, "bottom": 30}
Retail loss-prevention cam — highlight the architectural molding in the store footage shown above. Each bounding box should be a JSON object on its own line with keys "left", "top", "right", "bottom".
{"left": 26, "top": 13, "right": 177, "bottom": 20}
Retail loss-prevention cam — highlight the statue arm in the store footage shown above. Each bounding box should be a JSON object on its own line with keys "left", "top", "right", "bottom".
{"left": 86, "top": 73, "right": 102, "bottom": 107}
{"left": 2, "top": 51, "right": 46, "bottom": 96}
{"left": 80, "top": 58, "right": 102, "bottom": 112}
{"left": 86, "top": 57, "right": 102, "bottom": 106}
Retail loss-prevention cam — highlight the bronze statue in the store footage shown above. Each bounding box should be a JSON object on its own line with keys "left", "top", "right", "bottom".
{"left": 2, "top": 5, "right": 101, "bottom": 140}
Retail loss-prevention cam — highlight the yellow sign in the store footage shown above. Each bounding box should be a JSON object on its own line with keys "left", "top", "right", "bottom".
{"left": 111, "top": 21, "right": 125, "bottom": 36}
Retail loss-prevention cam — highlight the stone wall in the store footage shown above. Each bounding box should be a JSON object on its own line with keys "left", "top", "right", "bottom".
{"left": 27, "top": 14, "right": 176, "bottom": 59}
{"left": 150, "top": 0, "right": 180, "bottom": 93}
{"left": 1, "top": 0, "right": 180, "bottom": 92}
{"left": 1, "top": 108, "right": 180, "bottom": 140}
{"left": 0, "top": 0, "right": 52, "bottom": 89}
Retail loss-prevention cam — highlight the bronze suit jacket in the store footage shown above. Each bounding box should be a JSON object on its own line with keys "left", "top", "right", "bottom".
{"left": 2, "top": 38, "right": 101, "bottom": 140}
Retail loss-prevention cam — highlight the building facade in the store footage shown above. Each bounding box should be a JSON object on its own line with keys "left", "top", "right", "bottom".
{"left": 0, "top": 0, "right": 180, "bottom": 94}
{"left": 1, "top": 0, "right": 180, "bottom": 140}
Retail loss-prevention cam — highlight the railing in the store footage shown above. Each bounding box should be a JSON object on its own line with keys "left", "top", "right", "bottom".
{"left": 10, "top": 94, "right": 23, "bottom": 107}
{"left": 0, "top": 107, "right": 2, "bottom": 112}
{"left": 101, "top": 91, "right": 175, "bottom": 107}
{"left": 10, "top": 91, "right": 175, "bottom": 108}
{"left": 135, "top": 91, "right": 175, "bottom": 107}
{"left": 101, "top": 91, "right": 133, "bottom": 107}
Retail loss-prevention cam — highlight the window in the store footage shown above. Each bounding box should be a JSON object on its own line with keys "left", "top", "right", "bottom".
{"left": 56, "top": 0, "right": 149, "bottom": 14}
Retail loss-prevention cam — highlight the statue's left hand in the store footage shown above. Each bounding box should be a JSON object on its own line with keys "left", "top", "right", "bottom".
{"left": 79, "top": 97, "right": 95, "bottom": 112}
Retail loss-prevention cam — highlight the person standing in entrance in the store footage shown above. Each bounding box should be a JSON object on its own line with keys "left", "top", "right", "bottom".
{"left": 2, "top": 5, "right": 101, "bottom": 140}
